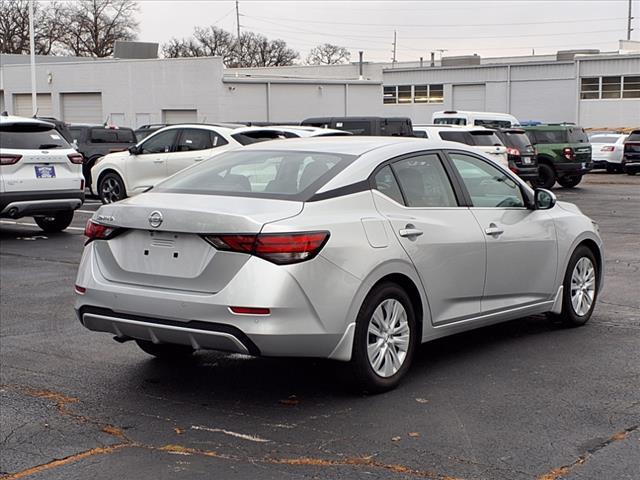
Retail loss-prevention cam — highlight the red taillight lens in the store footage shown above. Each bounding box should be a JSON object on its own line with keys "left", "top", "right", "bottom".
{"left": 74, "top": 285, "right": 86, "bottom": 294}
{"left": 506, "top": 147, "right": 520, "bottom": 156}
{"left": 0, "top": 154, "right": 22, "bottom": 165}
{"left": 204, "top": 231, "right": 329, "bottom": 265}
{"left": 600, "top": 146, "right": 615, "bottom": 152}
{"left": 84, "top": 220, "right": 119, "bottom": 242}
{"left": 68, "top": 153, "right": 84, "bottom": 164}
{"left": 229, "top": 306, "right": 270, "bottom": 315}
{"left": 562, "top": 147, "right": 574, "bottom": 160}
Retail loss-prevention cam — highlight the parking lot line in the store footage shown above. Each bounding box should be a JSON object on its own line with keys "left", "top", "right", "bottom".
{"left": 0, "top": 220, "right": 85, "bottom": 231}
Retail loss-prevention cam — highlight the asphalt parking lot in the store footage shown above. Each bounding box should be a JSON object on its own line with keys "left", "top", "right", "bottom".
{"left": 1, "top": 173, "right": 639, "bottom": 480}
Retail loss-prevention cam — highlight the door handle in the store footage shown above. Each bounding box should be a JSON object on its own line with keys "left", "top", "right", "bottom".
{"left": 152, "top": 159, "right": 164, "bottom": 164}
{"left": 194, "top": 157, "right": 205, "bottom": 162}
{"left": 399, "top": 226, "right": 423, "bottom": 238}
{"left": 485, "top": 223, "right": 504, "bottom": 236}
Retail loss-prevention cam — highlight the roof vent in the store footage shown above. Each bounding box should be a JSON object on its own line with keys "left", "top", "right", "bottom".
{"left": 113, "top": 41, "right": 159, "bottom": 59}
{"left": 441, "top": 54, "right": 481, "bottom": 67}
{"left": 556, "top": 49, "right": 600, "bottom": 61}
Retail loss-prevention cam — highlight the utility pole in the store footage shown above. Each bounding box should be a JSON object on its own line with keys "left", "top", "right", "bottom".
{"left": 391, "top": 30, "right": 397, "bottom": 64}
{"left": 236, "top": 0, "right": 241, "bottom": 39}
{"left": 28, "top": 0, "right": 37, "bottom": 116}
{"left": 628, "top": 0, "right": 634, "bottom": 40}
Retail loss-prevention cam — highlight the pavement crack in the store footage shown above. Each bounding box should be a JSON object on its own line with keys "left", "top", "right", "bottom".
{"left": 536, "top": 424, "right": 639, "bottom": 480}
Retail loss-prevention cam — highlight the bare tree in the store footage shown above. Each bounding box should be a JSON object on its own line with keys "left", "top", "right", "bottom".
{"left": 58, "top": 0, "right": 139, "bottom": 57}
{"left": 232, "top": 32, "right": 298, "bottom": 67}
{"left": 0, "top": 0, "right": 64, "bottom": 55}
{"left": 162, "top": 37, "right": 204, "bottom": 58}
{"left": 193, "top": 26, "right": 235, "bottom": 64}
{"left": 306, "top": 43, "right": 351, "bottom": 65}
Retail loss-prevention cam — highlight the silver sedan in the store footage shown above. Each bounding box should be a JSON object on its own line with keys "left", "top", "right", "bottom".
{"left": 75, "top": 137, "right": 604, "bottom": 392}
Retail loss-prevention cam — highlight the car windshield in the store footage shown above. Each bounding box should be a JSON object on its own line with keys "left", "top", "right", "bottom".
{"left": 0, "top": 124, "right": 70, "bottom": 149}
{"left": 503, "top": 131, "right": 533, "bottom": 150}
{"left": 155, "top": 149, "right": 356, "bottom": 200}
{"left": 469, "top": 131, "right": 502, "bottom": 146}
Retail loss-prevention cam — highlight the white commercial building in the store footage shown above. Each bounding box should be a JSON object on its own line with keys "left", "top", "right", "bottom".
{"left": 1, "top": 42, "right": 639, "bottom": 129}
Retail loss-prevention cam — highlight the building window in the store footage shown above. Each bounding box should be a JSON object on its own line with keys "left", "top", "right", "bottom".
{"left": 623, "top": 75, "right": 640, "bottom": 98}
{"left": 383, "top": 86, "right": 397, "bottom": 104}
{"left": 429, "top": 84, "right": 444, "bottom": 103}
{"left": 580, "top": 77, "right": 599, "bottom": 100}
{"left": 601, "top": 76, "right": 622, "bottom": 99}
{"left": 398, "top": 85, "right": 412, "bottom": 103}
{"left": 413, "top": 84, "right": 444, "bottom": 103}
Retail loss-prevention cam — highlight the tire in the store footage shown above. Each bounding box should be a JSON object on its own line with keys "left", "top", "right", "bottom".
{"left": 350, "top": 282, "right": 418, "bottom": 393}
{"left": 99, "top": 172, "right": 127, "bottom": 204}
{"left": 33, "top": 211, "right": 74, "bottom": 233}
{"left": 135, "top": 340, "right": 194, "bottom": 359}
{"left": 531, "top": 163, "right": 555, "bottom": 189}
{"left": 557, "top": 175, "right": 583, "bottom": 188}
{"left": 550, "top": 245, "right": 598, "bottom": 327}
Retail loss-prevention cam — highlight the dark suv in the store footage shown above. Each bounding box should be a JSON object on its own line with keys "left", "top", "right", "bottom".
{"left": 492, "top": 128, "right": 539, "bottom": 182}
{"left": 301, "top": 117, "right": 414, "bottom": 136}
{"left": 522, "top": 124, "right": 592, "bottom": 188}
{"left": 622, "top": 129, "right": 640, "bottom": 175}
{"left": 68, "top": 125, "right": 137, "bottom": 190}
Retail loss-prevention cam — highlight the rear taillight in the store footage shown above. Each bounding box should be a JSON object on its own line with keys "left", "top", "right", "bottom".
{"left": 68, "top": 153, "right": 84, "bottom": 164}
{"left": 506, "top": 147, "right": 520, "bottom": 156}
{"left": 0, "top": 154, "right": 22, "bottom": 165}
{"left": 562, "top": 147, "right": 574, "bottom": 160}
{"left": 74, "top": 285, "right": 86, "bottom": 294}
{"left": 229, "top": 306, "right": 270, "bottom": 315}
{"left": 84, "top": 220, "right": 121, "bottom": 242}
{"left": 600, "top": 146, "right": 615, "bottom": 152}
{"left": 203, "top": 231, "right": 330, "bottom": 265}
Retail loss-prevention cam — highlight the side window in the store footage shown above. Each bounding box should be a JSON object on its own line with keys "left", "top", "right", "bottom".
{"left": 449, "top": 152, "right": 525, "bottom": 208}
{"left": 439, "top": 131, "right": 471, "bottom": 144}
{"left": 176, "top": 128, "right": 213, "bottom": 152}
{"left": 392, "top": 154, "right": 458, "bottom": 208}
{"left": 90, "top": 128, "right": 118, "bottom": 143}
{"left": 373, "top": 165, "right": 404, "bottom": 205}
{"left": 211, "top": 131, "right": 229, "bottom": 147}
{"left": 140, "top": 129, "right": 178, "bottom": 154}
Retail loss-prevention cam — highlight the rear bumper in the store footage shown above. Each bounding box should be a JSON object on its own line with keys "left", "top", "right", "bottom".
{"left": 622, "top": 158, "right": 640, "bottom": 173}
{"left": 0, "top": 189, "right": 84, "bottom": 218}
{"left": 555, "top": 161, "right": 593, "bottom": 176}
{"left": 511, "top": 166, "right": 539, "bottom": 181}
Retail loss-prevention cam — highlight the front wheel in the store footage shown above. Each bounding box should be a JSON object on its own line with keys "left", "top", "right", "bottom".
{"left": 99, "top": 172, "right": 127, "bottom": 204}
{"left": 135, "top": 340, "right": 194, "bottom": 359}
{"left": 34, "top": 211, "right": 74, "bottom": 233}
{"left": 550, "top": 246, "right": 598, "bottom": 327}
{"left": 350, "top": 283, "right": 417, "bottom": 393}
{"left": 531, "top": 164, "right": 555, "bottom": 189}
{"left": 557, "top": 175, "right": 583, "bottom": 188}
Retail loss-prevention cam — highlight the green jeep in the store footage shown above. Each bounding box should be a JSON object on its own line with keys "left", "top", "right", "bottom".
{"left": 522, "top": 124, "right": 592, "bottom": 188}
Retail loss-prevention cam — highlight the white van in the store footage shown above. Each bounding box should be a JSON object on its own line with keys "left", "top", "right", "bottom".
{"left": 432, "top": 111, "right": 519, "bottom": 128}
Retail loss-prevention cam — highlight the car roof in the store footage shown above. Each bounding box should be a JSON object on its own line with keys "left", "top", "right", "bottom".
{"left": 152, "top": 124, "right": 236, "bottom": 134}
{"left": 413, "top": 124, "right": 495, "bottom": 132}
{"left": 233, "top": 125, "right": 349, "bottom": 136}
{"left": 0, "top": 115, "right": 55, "bottom": 128}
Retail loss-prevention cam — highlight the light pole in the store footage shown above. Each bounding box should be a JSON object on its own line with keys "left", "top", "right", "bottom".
{"left": 28, "top": 0, "right": 37, "bottom": 116}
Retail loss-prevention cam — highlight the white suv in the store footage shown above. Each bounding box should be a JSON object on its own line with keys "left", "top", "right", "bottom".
{"left": 0, "top": 116, "right": 84, "bottom": 232}
{"left": 92, "top": 124, "right": 244, "bottom": 204}
{"left": 413, "top": 125, "right": 508, "bottom": 167}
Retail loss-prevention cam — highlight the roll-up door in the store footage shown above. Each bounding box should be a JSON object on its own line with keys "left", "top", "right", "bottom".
{"left": 162, "top": 109, "right": 197, "bottom": 124}
{"left": 61, "top": 93, "right": 103, "bottom": 124}
{"left": 452, "top": 84, "right": 486, "bottom": 111}
{"left": 13, "top": 93, "right": 53, "bottom": 117}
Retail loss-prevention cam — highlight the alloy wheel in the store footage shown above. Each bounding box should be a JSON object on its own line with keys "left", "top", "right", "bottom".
{"left": 101, "top": 177, "right": 123, "bottom": 203}
{"left": 367, "top": 299, "right": 410, "bottom": 378}
{"left": 570, "top": 257, "right": 596, "bottom": 316}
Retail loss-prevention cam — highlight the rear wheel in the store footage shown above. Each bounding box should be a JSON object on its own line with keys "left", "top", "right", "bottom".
{"left": 135, "top": 340, "right": 194, "bottom": 359}
{"left": 531, "top": 163, "right": 555, "bottom": 189}
{"left": 99, "top": 172, "right": 126, "bottom": 204}
{"left": 550, "top": 246, "right": 598, "bottom": 327}
{"left": 557, "top": 175, "right": 582, "bottom": 188}
{"left": 34, "top": 211, "right": 74, "bottom": 233}
{"left": 350, "top": 282, "right": 417, "bottom": 393}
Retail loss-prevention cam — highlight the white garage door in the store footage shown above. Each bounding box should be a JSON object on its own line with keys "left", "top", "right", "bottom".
{"left": 162, "top": 109, "right": 197, "bottom": 124}
{"left": 14, "top": 93, "right": 53, "bottom": 117}
{"left": 61, "top": 93, "right": 103, "bottom": 124}
{"left": 0, "top": 91, "right": 5, "bottom": 113}
{"left": 453, "top": 84, "right": 486, "bottom": 111}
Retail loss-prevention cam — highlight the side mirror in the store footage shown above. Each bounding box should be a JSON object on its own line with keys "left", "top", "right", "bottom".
{"left": 128, "top": 145, "right": 140, "bottom": 155}
{"left": 534, "top": 188, "right": 556, "bottom": 210}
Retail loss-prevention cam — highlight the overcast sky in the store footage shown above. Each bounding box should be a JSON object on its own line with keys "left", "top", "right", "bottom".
{"left": 137, "top": 0, "right": 640, "bottom": 62}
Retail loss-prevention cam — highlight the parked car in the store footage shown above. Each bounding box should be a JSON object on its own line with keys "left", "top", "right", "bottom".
{"left": 75, "top": 137, "right": 603, "bottom": 392}
{"left": 492, "top": 128, "right": 539, "bottom": 182}
{"left": 92, "top": 124, "right": 244, "bottom": 204}
{"left": 134, "top": 124, "right": 170, "bottom": 142}
{"left": 413, "top": 125, "right": 508, "bottom": 167}
{"left": 301, "top": 117, "right": 414, "bottom": 136}
{"left": 588, "top": 133, "right": 628, "bottom": 173}
{"left": 35, "top": 116, "right": 74, "bottom": 143}
{"left": 622, "top": 129, "right": 640, "bottom": 175}
{"left": 0, "top": 116, "right": 84, "bottom": 232}
{"left": 232, "top": 125, "right": 352, "bottom": 141}
{"left": 522, "top": 124, "right": 592, "bottom": 189}
{"left": 68, "top": 124, "right": 137, "bottom": 191}
{"left": 432, "top": 110, "right": 520, "bottom": 128}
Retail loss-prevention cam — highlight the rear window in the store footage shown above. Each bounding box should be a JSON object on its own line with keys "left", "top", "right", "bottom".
{"left": 589, "top": 134, "right": 623, "bottom": 144}
{"left": 439, "top": 131, "right": 471, "bottom": 144}
{"left": 474, "top": 119, "right": 512, "bottom": 128}
{"left": 503, "top": 132, "right": 532, "bottom": 150}
{"left": 335, "top": 121, "right": 371, "bottom": 135}
{"left": 528, "top": 130, "right": 566, "bottom": 144}
{"left": 627, "top": 132, "right": 640, "bottom": 142}
{"left": 155, "top": 149, "right": 356, "bottom": 200}
{"left": 90, "top": 128, "right": 136, "bottom": 143}
{"left": 469, "top": 131, "right": 502, "bottom": 146}
{"left": 231, "top": 133, "right": 265, "bottom": 145}
{"left": 567, "top": 128, "right": 589, "bottom": 143}
{"left": 69, "top": 127, "right": 84, "bottom": 143}
{"left": 0, "top": 124, "right": 70, "bottom": 149}
{"left": 434, "top": 117, "right": 467, "bottom": 125}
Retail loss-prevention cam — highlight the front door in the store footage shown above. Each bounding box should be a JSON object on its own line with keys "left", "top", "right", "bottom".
{"left": 446, "top": 151, "right": 558, "bottom": 313}
{"left": 372, "top": 152, "right": 486, "bottom": 325}
{"left": 127, "top": 129, "right": 179, "bottom": 193}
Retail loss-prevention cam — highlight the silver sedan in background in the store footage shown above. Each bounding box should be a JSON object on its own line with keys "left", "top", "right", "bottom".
{"left": 75, "top": 137, "right": 603, "bottom": 392}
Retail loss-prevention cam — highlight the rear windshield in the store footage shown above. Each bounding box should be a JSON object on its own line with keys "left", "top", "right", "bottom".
{"left": 625, "top": 132, "right": 640, "bottom": 142}
{"left": 589, "top": 134, "right": 623, "bottom": 144}
{"left": 90, "top": 128, "right": 136, "bottom": 143}
{"left": 469, "top": 131, "right": 502, "bottom": 146}
{"left": 528, "top": 130, "right": 566, "bottom": 144}
{"left": 335, "top": 121, "right": 372, "bottom": 135}
{"left": 69, "top": 127, "right": 84, "bottom": 142}
{"left": 503, "top": 131, "right": 532, "bottom": 150}
{"left": 0, "top": 124, "right": 70, "bottom": 149}
{"left": 434, "top": 117, "right": 467, "bottom": 125}
{"left": 231, "top": 133, "right": 265, "bottom": 145}
{"left": 155, "top": 149, "right": 356, "bottom": 200}
{"left": 474, "top": 119, "right": 512, "bottom": 128}
{"left": 439, "top": 131, "right": 471, "bottom": 144}
{"left": 567, "top": 128, "right": 589, "bottom": 143}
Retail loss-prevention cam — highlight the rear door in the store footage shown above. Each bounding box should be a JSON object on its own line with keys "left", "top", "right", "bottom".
{"left": 126, "top": 129, "right": 178, "bottom": 193}
{"left": 168, "top": 128, "right": 230, "bottom": 176}
{"left": 371, "top": 151, "right": 486, "bottom": 325}
{"left": 446, "top": 151, "right": 557, "bottom": 312}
